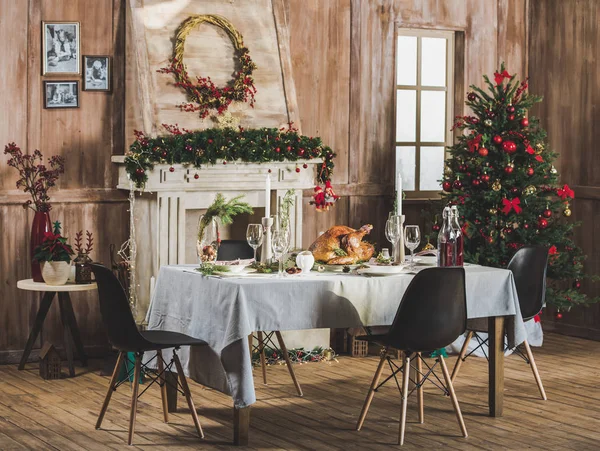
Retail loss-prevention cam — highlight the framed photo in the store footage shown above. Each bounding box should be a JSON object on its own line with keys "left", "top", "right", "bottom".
{"left": 83, "top": 55, "right": 111, "bottom": 91}
{"left": 44, "top": 81, "right": 79, "bottom": 108}
{"left": 42, "top": 21, "right": 80, "bottom": 75}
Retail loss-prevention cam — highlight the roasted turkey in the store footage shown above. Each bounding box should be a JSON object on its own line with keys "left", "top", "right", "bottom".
{"left": 308, "top": 224, "right": 375, "bottom": 265}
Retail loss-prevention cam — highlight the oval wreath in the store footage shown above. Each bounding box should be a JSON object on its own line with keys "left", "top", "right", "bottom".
{"left": 158, "top": 15, "right": 258, "bottom": 119}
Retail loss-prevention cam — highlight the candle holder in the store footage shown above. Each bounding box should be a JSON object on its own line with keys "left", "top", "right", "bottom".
{"left": 260, "top": 216, "right": 274, "bottom": 264}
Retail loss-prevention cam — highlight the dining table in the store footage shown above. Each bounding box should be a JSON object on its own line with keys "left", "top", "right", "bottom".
{"left": 146, "top": 259, "right": 526, "bottom": 445}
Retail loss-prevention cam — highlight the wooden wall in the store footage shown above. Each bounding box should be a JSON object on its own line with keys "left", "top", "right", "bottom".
{"left": 529, "top": 0, "right": 600, "bottom": 339}
{"left": 0, "top": 0, "right": 129, "bottom": 362}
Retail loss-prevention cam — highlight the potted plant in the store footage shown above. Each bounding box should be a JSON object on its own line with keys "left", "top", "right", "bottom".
{"left": 3, "top": 143, "right": 65, "bottom": 282}
{"left": 33, "top": 221, "right": 74, "bottom": 286}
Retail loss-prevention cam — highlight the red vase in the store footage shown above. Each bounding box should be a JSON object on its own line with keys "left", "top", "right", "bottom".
{"left": 31, "top": 211, "right": 51, "bottom": 282}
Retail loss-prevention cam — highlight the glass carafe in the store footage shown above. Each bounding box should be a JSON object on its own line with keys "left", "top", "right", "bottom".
{"left": 197, "top": 215, "right": 219, "bottom": 264}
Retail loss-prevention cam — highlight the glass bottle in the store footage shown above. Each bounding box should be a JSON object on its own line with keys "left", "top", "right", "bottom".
{"left": 450, "top": 205, "right": 464, "bottom": 266}
{"left": 437, "top": 206, "right": 456, "bottom": 267}
{"left": 74, "top": 252, "right": 93, "bottom": 283}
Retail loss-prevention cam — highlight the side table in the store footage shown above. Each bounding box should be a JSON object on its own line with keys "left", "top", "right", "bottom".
{"left": 17, "top": 279, "right": 96, "bottom": 377}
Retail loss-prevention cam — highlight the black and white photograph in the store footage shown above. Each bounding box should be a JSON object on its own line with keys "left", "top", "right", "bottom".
{"left": 83, "top": 55, "right": 110, "bottom": 91}
{"left": 42, "top": 21, "right": 80, "bottom": 75}
{"left": 43, "top": 81, "right": 79, "bottom": 108}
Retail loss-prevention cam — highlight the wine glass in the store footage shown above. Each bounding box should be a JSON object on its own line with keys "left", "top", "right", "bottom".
{"left": 404, "top": 225, "right": 421, "bottom": 269}
{"left": 246, "top": 224, "right": 263, "bottom": 262}
{"left": 385, "top": 215, "right": 402, "bottom": 263}
{"left": 272, "top": 229, "right": 290, "bottom": 278}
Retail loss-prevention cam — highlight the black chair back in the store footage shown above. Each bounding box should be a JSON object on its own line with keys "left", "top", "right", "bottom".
{"left": 387, "top": 267, "right": 467, "bottom": 353}
{"left": 218, "top": 239, "right": 254, "bottom": 260}
{"left": 508, "top": 246, "right": 549, "bottom": 321}
{"left": 91, "top": 263, "right": 151, "bottom": 352}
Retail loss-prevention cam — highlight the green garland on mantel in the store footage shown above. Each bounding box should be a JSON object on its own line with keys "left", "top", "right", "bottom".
{"left": 126, "top": 123, "right": 336, "bottom": 189}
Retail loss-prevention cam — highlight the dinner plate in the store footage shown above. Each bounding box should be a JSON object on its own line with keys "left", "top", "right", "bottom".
{"left": 213, "top": 269, "right": 256, "bottom": 277}
{"left": 357, "top": 265, "right": 408, "bottom": 276}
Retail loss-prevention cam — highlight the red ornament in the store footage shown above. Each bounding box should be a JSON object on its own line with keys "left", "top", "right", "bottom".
{"left": 458, "top": 164, "right": 467, "bottom": 172}
{"left": 295, "top": 167, "right": 300, "bottom": 173}
{"left": 169, "top": 167, "right": 175, "bottom": 172}
{"left": 135, "top": 168, "right": 144, "bottom": 175}
{"left": 442, "top": 181, "right": 453, "bottom": 192}
{"left": 432, "top": 224, "right": 441, "bottom": 232}
{"left": 520, "top": 118, "right": 529, "bottom": 127}
{"left": 542, "top": 209, "right": 552, "bottom": 218}
{"left": 508, "top": 114, "right": 515, "bottom": 121}
{"left": 510, "top": 187, "right": 519, "bottom": 195}
{"left": 208, "top": 139, "right": 213, "bottom": 144}
{"left": 472, "top": 178, "right": 481, "bottom": 187}
{"left": 222, "top": 161, "right": 227, "bottom": 165}
{"left": 303, "top": 163, "right": 308, "bottom": 169}
{"left": 506, "top": 105, "right": 515, "bottom": 113}
{"left": 526, "top": 167, "right": 534, "bottom": 176}
{"left": 467, "top": 92, "right": 477, "bottom": 101}
{"left": 275, "top": 147, "right": 281, "bottom": 153}
{"left": 453, "top": 179, "right": 463, "bottom": 190}
{"left": 161, "top": 151, "right": 168, "bottom": 158}
{"left": 502, "top": 140, "right": 517, "bottom": 154}
{"left": 194, "top": 173, "right": 199, "bottom": 179}
{"left": 573, "top": 280, "right": 581, "bottom": 289}
{"left": 555, "top": 312, "right": 563, "bottom": 320}
{"left": 268, "top": 169, "right": 272, "bottom": 173}
{"left": 493, "top": 135, "right": 503, "bottom": 144}
{"left": 504, "top": 165, "right": 514, "bottom": 175}
{"left": 538, "top": 217, "right": 548, "bottom": 229}
{"left": 286, "top": 146, "right": 292, "bottom": 152}
{"left": 298, "top": 149, "right": 305, "bottom": 157}
{"left": 478, "top": 147, "right": 489, "bottom": 157}
{"left": 524, "top": 223, "right": 530, "bottom": 229}
{"left": 481, "top": 174, "right": 490, "bottom": 183}
{"left": 486, "top": 236, "right": 494, "bottom": 244}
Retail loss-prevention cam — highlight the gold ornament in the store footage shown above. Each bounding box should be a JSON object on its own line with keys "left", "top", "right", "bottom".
{"left": 444, "top": 166, "right": 453, "bottom": 176}
{"left": 563, "top": 203, "right": 572, "bottom": 217}
{"left": 535, "top": 143, "right": 544, "bottom": 154}
{"left": 214, "top": 111, "right": 241, "bottom": 129}
{"left": 550, "top": 165, "right": 558, "bottom": 175}
{"left": 524, "top": 185, "right": 537, "bottom": 196}
{"left": 488, "top": 208, "right": 497, "bottom": 215}
{"left": 423, "top": 241, "right": 435, "bottom": 251}
{"left": 492, "top": 180, "right": 502, "bottom": 191}
{"left": 484, "top": 119, "right": 492, "bottom": 127}
{"left": 322, "top": 348, "right": 335, "bottom": 361}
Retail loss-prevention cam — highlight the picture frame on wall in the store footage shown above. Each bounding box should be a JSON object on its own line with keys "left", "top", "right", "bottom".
{"left": 42, "top": 21, "right": 80, "bottom": 75}
{"left": 43, "top": 81, "right": 79, "bottom": 108}
{"left": 83, "top": 55, "right": 111, "bottom": 91}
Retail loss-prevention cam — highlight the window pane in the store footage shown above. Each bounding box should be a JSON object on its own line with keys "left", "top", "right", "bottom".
{"left": 421, "top": 37, "right": 447, "bottom": 87}
{"left": 396, "top": 90, "right": 416, "bottom": 142}
{"left": 396, "top": 36, "right": 417, "bottom": 85}
{"left": 396, "top": 146, "right": 416, "bottom": 190}
{"left": 420, "top": 146, "right": 445, "bottom": 191}
{"left": 420, "top": 91, "right": 446, "bottom": 142}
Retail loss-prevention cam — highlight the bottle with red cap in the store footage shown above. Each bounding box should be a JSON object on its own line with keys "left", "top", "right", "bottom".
{"left": 437, "top": 206, "right": 456, "bottom": 267}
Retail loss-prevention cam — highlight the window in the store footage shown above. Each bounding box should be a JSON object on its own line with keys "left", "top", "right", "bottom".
{"left": 395, "top": 29, "right": 454, "bottom": 197}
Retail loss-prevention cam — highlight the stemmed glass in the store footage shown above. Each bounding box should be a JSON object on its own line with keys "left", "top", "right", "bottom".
{"left": 271, "top": 229, "right": 290, "bottom": 278}
{"left": 385, "top": 215, "right": 403, "bottom": 263}
{"left": 404, "top": 225, "right": 421, "bottom": 269}
{"left": 246, "top": 224, "right": 264, "bottom": 262}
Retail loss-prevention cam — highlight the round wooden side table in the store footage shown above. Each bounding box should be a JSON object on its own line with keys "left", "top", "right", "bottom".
{"left": 17, "top": 279, "right": 97, "bottom": 377}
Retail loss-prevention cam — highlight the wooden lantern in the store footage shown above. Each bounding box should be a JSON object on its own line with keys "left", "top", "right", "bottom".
{"left": 39, "top": 343, "right": 61, "bottom": 380}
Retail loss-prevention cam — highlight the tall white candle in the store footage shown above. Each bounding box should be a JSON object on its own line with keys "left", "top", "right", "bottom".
{"left": 396, "top": 173, "right": 403, "bottom": 217}
{"left": 265, "top": 173, "right": 271, "bottom": 218}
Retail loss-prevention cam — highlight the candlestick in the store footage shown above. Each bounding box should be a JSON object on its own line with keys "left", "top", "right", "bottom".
{"left": 260, "top": 216, "right": 274, "bottom": 264}
{"left": 265, "top": 173, "right": 271, "bottom": 218}
{"left": 396, "top": 173, "right": 403, "bottom": 217}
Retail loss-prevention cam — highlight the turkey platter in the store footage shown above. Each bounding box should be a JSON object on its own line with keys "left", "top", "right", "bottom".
{"left": 308, "top": 224, "right": 375, "bottom": 265}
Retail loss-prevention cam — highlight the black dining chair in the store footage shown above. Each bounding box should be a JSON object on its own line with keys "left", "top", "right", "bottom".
{"left": 91, "top": 263, "right": 207, "bottom": 445}
{"left": 219, "top": 240, "right": 303, "bottom": 396}
{"left": 450, "top": 245, "right": 548, "bottom": 400}
{"left": 355, "top": 267, "right": 468, "bottom": 446}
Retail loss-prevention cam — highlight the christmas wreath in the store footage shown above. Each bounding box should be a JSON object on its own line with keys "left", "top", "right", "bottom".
{"left": 158, "top": 15, "right": 257, "bottom": 118}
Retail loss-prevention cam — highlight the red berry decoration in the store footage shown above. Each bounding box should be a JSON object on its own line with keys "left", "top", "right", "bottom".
{"left": 135, "top": 168, "right": 144, "bottom": 175}
{"left": 542, "top": 209, "right": 552, "bottom": 218}
{"left": 303, "top": 163, "right": 308, "bottom": 169}
{"left": 453, "top": 179, "right": 463, "bottom": 190}
{"left": 275, "top": 147, "right": 281, "bottom": 153}
{"left": 442, "top": 181, "right": 453, "bottom": 192}
{"left": 287, "top": 146, "right": 292, "bottom": 152}
{"left": 208, "top": 139, "right": 213, "bottom": 144}
{"left": 573, "top": 280, "right": 581, "bottom": 289}
{"left": 295, "top": 167, "right": 300, "bottom": 173}
{"left": 467, "top": 92, "right": 477, "bottom": 101}
{"left": 472, "top": 178, "right": 481, "bottom": 187}
{"left": 222, "top": 161, "right": 227, "bottom": 165}
{"left": 538, "top": 217, "right": 548, "bottom": 229}
{"left": 526, "top": 167, "right": 534, "bottom": 176}
{"left": 502, "top": 140, "right": 517, "bottom": 154}
{"left": 520, "top": 118, "right": 529, "bottom": 127}
{"left": 481, "top": 174, "right": 490, "bottom": 183}
{"left": 478, "top": 147, "right": 489, "bottom": 157}
{"left": 508, "top": 114, "right": 515, "bottom": 121}
{"left": 298, "top": 149, "right": 305, "bottom": 157}
{"left": 169, "top": 166, "right": 175, "bottom": 172}
{"left": 504, "top": 165, "right": 514, "bottom": 175}
{"left": 524, "top": 223, "right": 530, "bottom": 229}
{"left": 268, "top": 169, "right": 272, "bottom": 173}
{"left": 194, "top": 173, "right": 199, "bottom": 179}
{"left": 510, "top": 187, "right": 519, "bottom": 195}
{"left": 458, "top": 164, "right": 467, "bottom": 172}
{"left": 493, "top": 135, "right": 503, "bottom": 144}
{"left": 486, "top": 110, "right": 496, "bottom": 118}
{"left": 555, "top": 312, "right": 563, "bottom": 320}
{"left": 161, "top": 151, "right": 168, "bottom": 158}
{"left": 506, "top": 105, "right": 515, "bottom": 113}
{"left": 432, "top": 224, "right": 441, "bottom": 232}
{"left": 486, "top": 236, "right": 494, "bottom": 244}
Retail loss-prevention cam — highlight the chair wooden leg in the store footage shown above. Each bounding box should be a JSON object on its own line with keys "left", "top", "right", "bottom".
{"left": 523, "top": 340, "right": 547, "bottom": 400}
{"left": 173, "top": 352, "right": 204, "bottom": 439}
{"left": 416, "top": 353, "right": 424, "bottom": 424}
{"left": 96, "top": 351, "right": 125, "bottom": 429}
{"left": 128, "top": 353, "right": 142, "bottom": 446}
{"left": 257, "top": 331, "right": 268, "bottom": 385}
{"left": 439, "top": 355, "right": 468, "bottom": 438}
{"left": 398, "top": 354, "right": 411, "bottom": 446}
{"left": 157, "top": 350, "right": 169, "bottom": 422}
{"left": 451, "top": 331, "right": 473, "bottom": 383}
{"left": 248, "top": 334, "right": 253, "bottom": 361}
{"left": 356, "top": 347, "right": 387, "bottom": 431}
{"left": 275, "top": 331, "right": 303, "bottom": 397}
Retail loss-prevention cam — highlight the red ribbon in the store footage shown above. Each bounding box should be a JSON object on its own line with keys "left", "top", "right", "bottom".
{"left": 557, "top": 184, "right": 575, "bottom": 199}
{"left": 501, "top": 197, "right": 522, "bottom": 215}
{"left": 467, "top": 134, "right": 482, "bottom": 153}
{"left": 526, "top": 145, "right": 535, "bottom": 155}
{"left": 494, "top": 70, "right": 512, "bottom": 85}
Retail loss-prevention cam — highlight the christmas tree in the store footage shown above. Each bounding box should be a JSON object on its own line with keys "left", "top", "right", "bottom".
{"left": 439, "top": 64, "right": 597, "bottom": 312}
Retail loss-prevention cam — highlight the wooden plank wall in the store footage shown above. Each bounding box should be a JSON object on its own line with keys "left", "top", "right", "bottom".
{"left": 529, "top": 0, "right": 600, "bottom": 339}
{"left": 0, "top": 0, "right": 129, "bottom": 362}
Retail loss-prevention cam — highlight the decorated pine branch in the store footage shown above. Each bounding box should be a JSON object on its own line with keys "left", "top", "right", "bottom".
{"left": 438, "top": 63, "right": 597, "bottom": 313}
{"left": 198, "top": 193, "right": 253, "bottom": 242}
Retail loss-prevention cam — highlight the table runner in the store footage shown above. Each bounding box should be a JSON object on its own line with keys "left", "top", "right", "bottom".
{"left": 147, "top": 264, "right": 526, "bottom": 407}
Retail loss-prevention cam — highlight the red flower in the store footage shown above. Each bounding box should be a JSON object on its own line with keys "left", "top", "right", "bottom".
{"left": 494, "top": 69, "right": 512, "bottom": 85}
{"left": 557, "top": 184, "right": 575, "bottom": 200}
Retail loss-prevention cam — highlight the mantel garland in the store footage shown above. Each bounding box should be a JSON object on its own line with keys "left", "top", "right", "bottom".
{"left": 126, "top": 123, "right": 336, "bottom": 200}
{"left": 157, "top": 15, "right": 257, "bottom": 118}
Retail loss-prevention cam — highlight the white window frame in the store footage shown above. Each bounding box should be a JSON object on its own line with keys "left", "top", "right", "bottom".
{"left": 395, "top": 28, "right": 455, "bottom": 199}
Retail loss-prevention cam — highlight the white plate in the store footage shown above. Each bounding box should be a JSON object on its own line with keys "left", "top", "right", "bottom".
{"left": 358, "top": 265, "right": 408, "bottom": 276}
{"left": 213, "top": 269, "right": 256, "bottom": 277}
{"left": 218, "top": 264, "right": 247, "bottom": 274}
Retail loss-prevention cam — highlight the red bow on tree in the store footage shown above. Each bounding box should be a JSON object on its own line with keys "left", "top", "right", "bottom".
{"left": 535, "top": 155, "right": 544, "bottom": 162}
{"left": 467, "top": 134, "right": 482, "bottom": 153}
{"left": 502, "top": 197, "right": 522, "bottom": 215}
{"left": 494, "top": 70, "right": 512, "bottom": 85}
{"left": 526, "top": 145, "right": 535, "bottom": 155}
{"left": 548, "top": 245, "right": 558, "bottom": 255}
{"left": 557, "top": 184, "right": 575, "bottom": 200}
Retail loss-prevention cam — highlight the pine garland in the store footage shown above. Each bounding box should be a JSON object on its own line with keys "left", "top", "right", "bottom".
{"left": 198, "top": 193, "right": 253, "bottom": 242}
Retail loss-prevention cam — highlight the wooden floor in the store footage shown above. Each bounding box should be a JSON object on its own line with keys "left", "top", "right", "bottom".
{"left": 0, "top": 332, "right": 599, "bottom": 450}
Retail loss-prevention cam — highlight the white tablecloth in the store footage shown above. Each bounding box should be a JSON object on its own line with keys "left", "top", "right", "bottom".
{"left": 147, "top": 264, "right": 526, "bottom": 407}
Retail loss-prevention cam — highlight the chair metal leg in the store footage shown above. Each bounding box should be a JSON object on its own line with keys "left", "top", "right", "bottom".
{"left": 356, "top": 347, "right": 387, "bottom": 431}
{"left": 96, "top": 351, "right": 125, "bottom": 429}
{"left": 523, "top": 340, "right": 547, "bottom": 400}
{"left": 416, "top": 353, "right": 424, "bottom": 424}
{"left": 257, "top": 331, "right": 268, "bottom": 385}
{"left": 173, "top": 352, "right": 205, "bottom": 438}
{"left": 128, "top": 353, "right": 142, "bottom": 446}
{"left": 439, "top": 355, "right": 468, "bottom": 438}
{"left": 451, "top": 331, "right": 473, "bottom": 383}
{"left": 157, "top": 350, "right": 169, "bottom": 422}
{"left": 398, "top": 354, "right": 411, "bottom": 446}
{"left": 275, "top": 331, "right": 303, "bottom": 397}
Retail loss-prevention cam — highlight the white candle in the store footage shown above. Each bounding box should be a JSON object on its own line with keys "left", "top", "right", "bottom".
{"left": 265, "top": 173, "right": 271, "bottom": 218}
{"left": 396, "top": 173, "right": 403, "bottom": 217}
